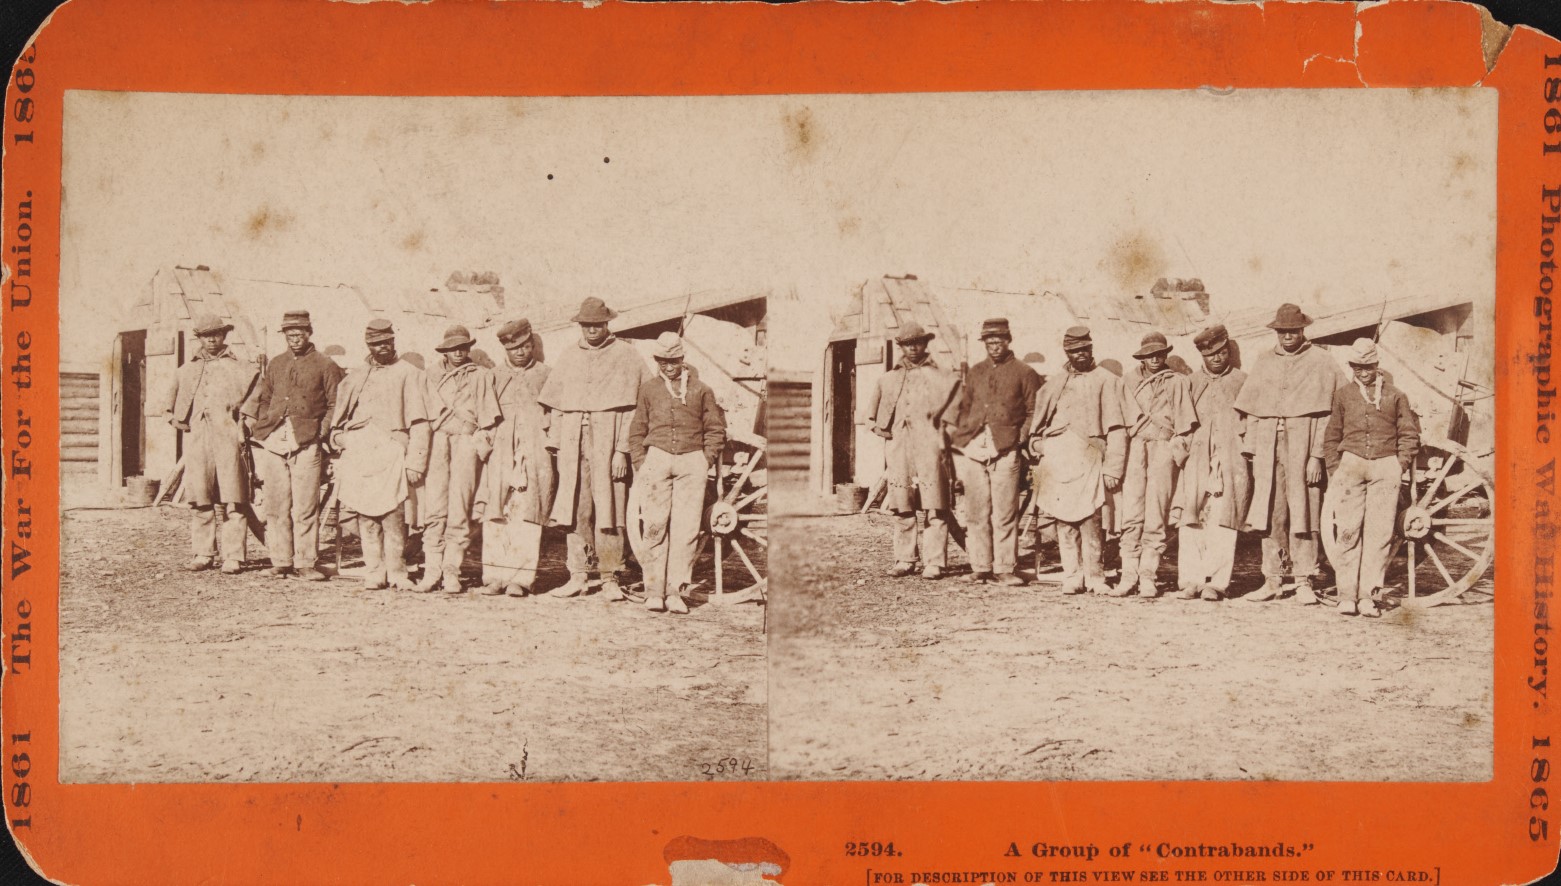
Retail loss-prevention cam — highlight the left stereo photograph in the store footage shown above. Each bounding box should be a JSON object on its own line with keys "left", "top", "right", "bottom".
{"left": 55, "top": 91, "right": 770, "bottom": 783}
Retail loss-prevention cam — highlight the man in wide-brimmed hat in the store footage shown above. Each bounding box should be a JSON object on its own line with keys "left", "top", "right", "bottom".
{"left": 1110, "top": 330, "right": 1198, "bottom": 598}
{"left": 164, "top": 313, "right": 259, "bottom": 574}
{"left": 1175, "top": 324, "right": 1251, "bottom": 601}
{"left": 946, "top": 317, "right": 1041, "bottom": 585}
{"left": 242, "top": 310, "right": 345, "bottom": 581}
{"left": 329, "top": 319, "right": 434, "bottom": 590}
{"left": 1233, "top": 303, "right": 1345, "bottom": 603}
{"left": 1322, "top": 337, "right": 1419, "bottom": 618}
{"left": 866, "top": 322, "right": 961, "bottom": 580}
{"left": 411, "top": 324, "right": 502, "bottom": 594}
{"left": 478, "top": 318, "right": 557, "bottom": 597}
{"left": 537, "top": 297, "right": 651, "bottom": 600}
{"left": 1026, "top": 326, "right": 1127, "bottom": 595}
{"left": 628, "top": 332, "right": 727, "bottom": 614}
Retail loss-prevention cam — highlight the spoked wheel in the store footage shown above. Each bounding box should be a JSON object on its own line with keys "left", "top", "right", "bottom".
{"left": 625, "top": 443, "right": 767, "bottom": 605}
{"left": 1320, "top": 437, "right": 1494, "bottom": 609}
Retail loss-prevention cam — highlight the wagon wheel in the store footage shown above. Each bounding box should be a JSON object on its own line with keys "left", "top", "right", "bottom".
{"left": 625, "top": 443, "right": 767, "bottom": 605}
{"left": 1320, "top": 437, "right": 1493, "bottom": 609}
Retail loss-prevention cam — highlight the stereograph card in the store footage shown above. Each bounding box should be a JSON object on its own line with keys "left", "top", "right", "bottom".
{"left": 0, "top": 0, "right": 1557, "bottom": 884}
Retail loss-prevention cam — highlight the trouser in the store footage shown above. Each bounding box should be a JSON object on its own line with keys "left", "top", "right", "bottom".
{"left": 955, "top": 450, "right": 1022, "bottom": 575}
{"left": 1329, "top": 452, "right": 1401, "bottom": 602}
{"left": 359, "top": 507, "right": 409, "bottom": 585}
{"left": 638, "top": 447, "right": 708, "bottom": 599}
{"left": 1118, "top": 436, "right": 1177, "bottom": 584}
{"left": 482, "top": 516, "right": 543, "bottom": 589}
{"left": 565, "top": 424, "right": 625, "bottom": 577}
{"left": 1260, "top": 428, "right": 1320, "bottom": 581}
{"left": 1177, "top": 523, "right": 1239, "bottom": 590}
{"left": 1056, "top": 511, "right": 1106, "bottom": 592}
{"left": 892, "top": 510, "right": 950, "bottom": 570}
{"left": 254, "top": 443, "right": 325, "bottom": 570}
{"left": 422, "top": 431, "right": 483, "bottom": 579}
{"left": 191, "top": 504, "right": 247, "bottom": 563}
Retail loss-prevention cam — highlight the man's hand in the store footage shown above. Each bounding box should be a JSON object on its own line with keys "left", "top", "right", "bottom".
{"left": 611, "top": 451, "right": 629, "bottom": 481}
{"left": 871, "top": 427, "right": 892, "bottom": 440}
{"left": 1104, "top": 474, "right": 1121, "bottom": 493}
{"left": 406, "top": 468, "right": 425, "bottom": 485}
{"left": 1306, "top": 456, "right": 1324, "bottom": 486}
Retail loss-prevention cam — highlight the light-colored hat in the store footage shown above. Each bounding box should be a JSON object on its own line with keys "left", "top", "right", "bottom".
{"left": 435, "top": 324, "right": 476, "bottom": 352}
{"left": 1133, "top": 331, "right": 1172, "bottom": 359}
{"left": 653, "top": 332, "right": 685, "bottom": 361}
{"left": 1347, "top": 337, "right": 1379, "bottom": 366}
{"left": 497, "top": 318, "right": 533, "bottom": 344}
{"left": 280, "top": 310, "right": 312, "bottom": 332}
{"left": 192, "top": 314, "right": 234, "bottom": 336}
{"left": 571, "top": 297, "right": 617, "bottom": 324}
{"left": 364, "top": 318, "right": 395, "bottom": 344}
{"left": 894, "top": 322, "right": 934, "bottom": 345}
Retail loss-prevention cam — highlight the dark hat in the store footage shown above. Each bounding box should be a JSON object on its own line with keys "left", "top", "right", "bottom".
{"left": 571, "top": 297, "right": 617, "bottom": 325}
{"left": 364, "top": 318, "right": 395, "bottom": 344}
{"left": 435, "top": 324, "right": 476, "bottom": 352}
{"left": 1266, "top": 303, "right": 1313, "bottom": 330}
{"left": 1133, "top": 331, "right": 1172, "bottom": 359}
{"left": 1062, "top": 325, "right": 1093, "bottom": 351}
{"left": 979, "top": 318, "right": 1012, "bottom": 341}
{"left": 894, "top": 322, "right": 935, "bottom": 345}
{"left": 192, "top": 313, "right": 234, "bottom": 337}
{"left": 1193, "top": 324, "right": 1230, "bottom": 356}
{"left": 497, "top": 318, "right": 533, "bottom": 344}
{"left": 280, "top": 310, "right": 312, "bottom": 332}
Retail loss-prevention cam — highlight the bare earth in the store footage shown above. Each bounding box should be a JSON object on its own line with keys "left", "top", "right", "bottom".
{"left": 768, "top": 511, "right": 1493, "bottom": 782}
{"left": 60, "top": 507, "right": 766, "bottom": 783}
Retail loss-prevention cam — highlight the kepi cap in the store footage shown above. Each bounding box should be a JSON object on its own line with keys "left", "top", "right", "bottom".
{"left": 497, "top": 318, "right": 533, "bottom": 344}
{"left": 978, "top": 318, "right": 1012, "bottom": 341}
{"left": 364, "top": 318, "right": 395, "bottom": 344}
{"left": 1193, "top": 324, "right": 1230, "bottom": 356}
{"left": 1062, "top": 325, "right": 1093, "bottom": 351}
{"left": 280, "top": 310, "right": 312, "bottom": 332}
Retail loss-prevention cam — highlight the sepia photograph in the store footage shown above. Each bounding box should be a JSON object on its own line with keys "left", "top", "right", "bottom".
{"left": 56, "top": 91, "right": 771, "bottom": 783}
{"left": 764, "top": 88, "right": 1497, "bottom": 782}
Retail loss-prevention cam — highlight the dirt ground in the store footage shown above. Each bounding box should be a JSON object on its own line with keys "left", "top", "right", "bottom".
{"left": 768, "top": 510, "right": 1493, "bottom": 782}
{"left": 59, "top": 506, "right": 766, "bottom": 783}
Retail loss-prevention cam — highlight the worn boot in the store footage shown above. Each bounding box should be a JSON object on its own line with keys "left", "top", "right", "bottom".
{"left": 1106, "top": 571, "right": 1138, "bottom": 597}
{"left": 412, "top": 569, "right": 441, "bottom": 593}
{"left": 1243, "top": 576, "right": 1282, "bottom": 602}
{"left": 666, "top": 590, "right": 690, "bottom": 614}
{"left": 1291, "top": 578, "right": 1321, "bottom": 605}
{"left": 441, "top": 569, "right": 465, "bottom": 594}
{"left": 548, "top": 573, "right": 590, "bottom": 598}
{"left": 1137, "top": 576, "right": 1161, "bottom": 599}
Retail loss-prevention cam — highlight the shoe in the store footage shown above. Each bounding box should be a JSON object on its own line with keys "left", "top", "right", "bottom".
{"left": 504, "top": 583, "right": 530, "bottom": 598}
{"left": 1108, "top": 572, "right": 1138, "bottom": 597}
{"left": 1357, "top": 599, "right": 1381, "bottom": 618}
{"left": 964, "top": 571, "right": 995, "bottom": 584}
{"left": 1137, "top": 577, "right": 1161, "bottom": 599}
{"left": 363, "top": 576, "right": 388, "bottom": 591}
{"left": 480, "top": 583, "right": 506, "bottom": 596}
{"left": 187, "top": 557, "right": 215, "bottom": 572}
{"left": 389, "top": 574, "right": 415, "bottom": 591}
{"left": 666, "top": 594, "right": 689, "bottom": 614}
{"left": 1059, "top": 579, "right": 1086, "bottom": 595}
{"left": 441, "top": 572, "right": 465, "bottom": 594}
{"left": 1337, "top": 599, "right": 1359, "bottom": 616}
{"left": 548, "top": 574, "right": 589, "bottom": 598}
{"left": 295, "top": 568, "right": 327, "bottom": 582}
{"left": 220, "top": 560, "right": 242, "bottom": 575}
{"left": 412, "top": 571, "right": 440, "bottom": 593}
{"left": 994, "top": 573, "right": 1027, "bottom": 587}
{"left": 1199, "top": 585, "right": 1223, "bottom": 602}
{"left": 887, "top": 563, "right": 918, "bottom": 578}
{"left": 1243, "top": 579, "right": 1281, "bottom": 602}
{"left": 265, "top": 566, "right": 292, "bottom": 579}
{"left": 645, "top": 593, "right": 666, "bottom": 612}
{"left": 921, "top": 566, "right": 945, "bottom": 581}
{"left": 1291, "top": 581, "right": 1321, "bottom": 606}
{"left": 599, "top": 578, "right": 626, "bottom": 601}
{"left": 1175, "top": 585, "right": 1199, "bottom": 600}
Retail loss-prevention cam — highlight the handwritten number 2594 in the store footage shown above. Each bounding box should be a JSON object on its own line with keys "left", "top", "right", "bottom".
{"left": 698, "top": 757, "right": 757, "bottom": 779}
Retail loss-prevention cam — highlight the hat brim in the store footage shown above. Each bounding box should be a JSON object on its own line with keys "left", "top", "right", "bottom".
{"left": 1196, "top": 340, "right": 1229, "bottom": 356}
{"left": 571, "top": 310, "right": 618, "bottom": 324}
{"left": 1266, "top": 318, "right": 1312, "bottom": 330}
{"left": 498, "top": 331, "right": 535, "bottom": 345}
{"left": 1347, "top": 359, "right": 1379, "bottom": 367}
{"left": 654, "top": 353, "right": 685, "bottom": 362}
{"left": 365, "top": 334, "right": 395, "bottom": 344}
{"left": 280, "top": 322, "right": 312, "bottom": 332}
{"left": 1063, "top": 341, "right": 1093, "bottom": 352}
{"left": 1133, "top": 345, "right": 1172, "bottom": 359}
{"left": 895, "top": 333, "right": 935, "bottom": 345}
{"left": 195, "top": 324, "right": 234, "bottom": 336}
{"left": 979, "top": 331, "right": 1011, "bottom": 341}
{"left": 435, "top": 338, "right": 475, "bottom": 352}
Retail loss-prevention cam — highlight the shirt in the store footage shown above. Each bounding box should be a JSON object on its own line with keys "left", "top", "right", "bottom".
{"left": 245, "top": 345, "right": 345, "bottom": 446}
{"left": 1323, "top": 377, "right": 1420, "bottom": 474}
{"left": 628, "top": 371, "right": 727, "bottom": 469}
{"left": 947, "top": 354, "right": 1041, "bottom": 454}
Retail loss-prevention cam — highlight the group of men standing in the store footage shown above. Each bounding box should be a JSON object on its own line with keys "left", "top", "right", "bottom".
{"left": 870, "top": 303, "right": 1421, "bottom": 618}
{"left": 163, "top": 298, "right": 727, "bottom": 614}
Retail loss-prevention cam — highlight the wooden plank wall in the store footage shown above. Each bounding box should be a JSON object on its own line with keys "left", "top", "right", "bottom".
{"left": 61, "top": 371, "right": 100, "bottom": 475}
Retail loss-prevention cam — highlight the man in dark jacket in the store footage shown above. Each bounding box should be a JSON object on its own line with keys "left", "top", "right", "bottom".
{"left": 629, "top": 332, "right": 726, "bottom": 614}
{"left": 1323, "top": 338, "right": 1419, "bottom": 618}
{"left": 948, "top": 318, "right": 1040, "bottom": 585}
{"left": 244, "top": 310, "right": 345, "bottom": 581}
